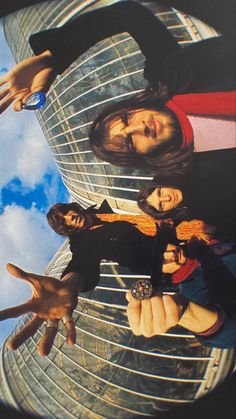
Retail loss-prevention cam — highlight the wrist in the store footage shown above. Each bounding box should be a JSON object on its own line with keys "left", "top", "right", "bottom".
{"left": 37, "top": 50, "right": 56, "bottom": 70}
{"left": 61, "top": 272, "right": 85, "bottom": 292}
{"left": 178, "top": 301, "right": 219, "bottom": 334}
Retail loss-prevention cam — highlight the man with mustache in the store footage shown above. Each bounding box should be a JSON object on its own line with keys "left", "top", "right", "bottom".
{"left": 127, "top": 237, "right": 236, "bottom": 349}
{"left": 0, "top": 202, "right": 235, "bottom": 355}
{"left": 0, "top": 0, "right": 235, "bottom": 174}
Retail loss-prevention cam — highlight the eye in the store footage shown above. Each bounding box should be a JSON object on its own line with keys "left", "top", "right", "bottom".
{"left": 71, "top": 215, "right": 78, "bottom": 225}
{"left": 121, "top": 112, "right": 129, "bottom": 127}
{"left": 126, "top": 134, "right": 135, "bottom": 151}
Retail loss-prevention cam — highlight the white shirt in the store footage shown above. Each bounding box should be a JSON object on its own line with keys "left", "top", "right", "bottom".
{"left": 188, "top": 115, "right": 236, "bottom": 152}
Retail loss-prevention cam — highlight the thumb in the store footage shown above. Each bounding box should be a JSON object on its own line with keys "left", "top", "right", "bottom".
{"left": 126, "top": 291, "right": 141, "bottom": 308}
{"left": 126, "top": 291, "right": 132, "bottom": 302}
{"left": 12, "top": 98, "right": 24, "bottom": 112}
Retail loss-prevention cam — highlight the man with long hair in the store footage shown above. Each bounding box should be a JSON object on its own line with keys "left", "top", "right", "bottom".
{"left": 137, "top": 148, "right": 236, "bottom": 241}
{"left": 127, "top": 238, "right": 236, "bottom": 349}
{"left": 0, "top": 1, "right": 235, "bottom": 174}
{"left": 0, "top": 200, "right": 235, "bottom": 355}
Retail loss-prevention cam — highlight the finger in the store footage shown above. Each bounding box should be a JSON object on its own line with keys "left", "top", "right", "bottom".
{"left": 0, "top": 95, "right": 14, "bottom": 114}
{"left": 151, "top": 296, "right": 166, "bottom": 334}
{"left": 127, "top": 295, "right": 141, "bottom": 335}
{"left": 38, "top": 322, "right": 58, "bottom": 356}
{"left": 12, "top": 98, "right": 24, "bottom": 112}
{"left": 14, "top": 91, "right": 36, "bottom": 112}
{"left": 6, "top": 263, "right": 41, "bottom": 287}
{"left": 162, "top": 294, "right": 180, "bottom": 330}
{"left": 0, "top": 76, "right": 7, "bottom": 86}
{"left": 126, "top": 291, "right": 132, "bottom": 302}
{"left": 140, "top": 299, "right": 154, "bottom": 337}
{"left": 64, "top": 320, "right": 76, "bottom": 345}
{"left": 0, "top": 300, "right": 38, "bottom": 320}
{"left": 6, "top": 315, "right": 43, "bottom": 350}
{"left": 0, "top": 87, "right": 11, "bottom": 100}
{"left": 21, "top": 91, "right": 41, "bottom": 105}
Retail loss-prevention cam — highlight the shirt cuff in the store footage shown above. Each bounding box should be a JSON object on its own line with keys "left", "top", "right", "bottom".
{"left": 196, "top": 307, "right": 225, "bottom": 336}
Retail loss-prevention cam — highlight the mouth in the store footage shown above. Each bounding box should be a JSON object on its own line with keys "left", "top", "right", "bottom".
{"left": 174, "top": 247, "right": 181, "bottom": 263}
{"left": 175, "top": 247, "right": 186, "bottom": 266}
{"left": 171, "top": 190, "right": 176, "bottom": 205}
{"left": 76, "top": 216, "right": 85, "bottom": 229}
{"left": 152, "top": 117, "right": 162, "bottom": 138}
{"left": 170, "top": 190, "right": 179, "bottom": 207}
{"left": 145, "top": 117, "right": 158, "bottom": 139}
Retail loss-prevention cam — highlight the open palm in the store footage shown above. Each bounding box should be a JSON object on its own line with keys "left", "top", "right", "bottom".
{"left": 0, "top": 263, "right": 79, "bottom": 356}
{"left": 0, "top": 51, "right": 56, "bottom": 114}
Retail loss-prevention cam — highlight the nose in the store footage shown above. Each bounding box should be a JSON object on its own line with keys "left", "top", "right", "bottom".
{"left": 159, "top": 195, "right": 171, "bottom": 203}
{"left": 163, "top": 250, "right": 175, "bottom": 262}
{"left": 123, "top": 121, "right": 145, "bottom": 135}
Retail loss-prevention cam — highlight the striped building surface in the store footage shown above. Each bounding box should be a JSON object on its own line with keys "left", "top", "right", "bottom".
{"left": 1, "top": 1, "right": 234, "bottom": 418}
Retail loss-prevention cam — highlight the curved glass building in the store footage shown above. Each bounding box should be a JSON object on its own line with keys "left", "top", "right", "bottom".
{"left": 1, "top": 1, "right": 235, "bottom": 418}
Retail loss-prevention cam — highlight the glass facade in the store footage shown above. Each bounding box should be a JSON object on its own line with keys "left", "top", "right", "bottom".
{"left": 1, "top": 1, "right": 234, "bottom": 418}
{"left": 3, "top": 0, "right": 218, "bottom": 215}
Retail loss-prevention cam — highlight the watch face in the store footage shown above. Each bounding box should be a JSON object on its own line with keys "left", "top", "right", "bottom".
{"left": 131, "top": 279, "right": 153, "bottom": 300}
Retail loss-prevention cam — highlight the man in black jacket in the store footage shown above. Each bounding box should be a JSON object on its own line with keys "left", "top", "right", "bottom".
{"left": 0, "top": 1, "right": 235, "bottom": 173}
{"left": 0, "top": 200, "right": 235, "bottom": 356}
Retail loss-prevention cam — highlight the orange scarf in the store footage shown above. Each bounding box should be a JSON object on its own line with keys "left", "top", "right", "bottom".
{"left": 92, "top": 214, "right": 212, "bottom": 243}
{"left": 94, "top": 213, "right": 158, "bottom": 236}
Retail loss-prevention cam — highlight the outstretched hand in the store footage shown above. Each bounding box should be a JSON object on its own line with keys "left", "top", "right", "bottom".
{"left": 0, "top": 50, "right": 56, "bottom": 114}
{"left": 1, "top": 263, "right": 80, "bottom": 355}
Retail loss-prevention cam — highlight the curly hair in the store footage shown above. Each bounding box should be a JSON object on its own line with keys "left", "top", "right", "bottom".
{"left": 89, "top": 90, "right": 193, "bottom": 176}
{"left": 47, "top": 202, "right": 89, "bottom": 237}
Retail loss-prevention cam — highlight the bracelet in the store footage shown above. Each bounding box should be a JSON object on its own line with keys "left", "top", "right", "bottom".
{"left": 197, "top": 308, "right": 225, "bottom": 336}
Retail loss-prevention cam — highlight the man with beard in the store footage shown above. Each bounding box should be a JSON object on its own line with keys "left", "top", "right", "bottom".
{"left": 127, "top": 236, "right": 236, "bottom": 349}
{"left": 0, "top": 1, "right": 235, "bottom": 174}
{"left": 0, "top": 203, "right": 234, "bottom": 355}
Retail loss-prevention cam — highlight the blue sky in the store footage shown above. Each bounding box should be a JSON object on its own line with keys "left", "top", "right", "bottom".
{"left": 0, "top": 24, "right": 69, "bottom": 345}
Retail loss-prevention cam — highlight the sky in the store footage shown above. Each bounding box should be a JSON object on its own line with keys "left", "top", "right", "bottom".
{"left": 0, "top": 24, "right": 69, "bottom": 345}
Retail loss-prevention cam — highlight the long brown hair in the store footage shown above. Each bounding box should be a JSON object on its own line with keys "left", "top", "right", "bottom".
{"left": 89, "top": 90, "right": 193, "bottom": 176}
{"left": 137, "top": 179, "right": 189, "bottom": 221}
{"left": 47, "top": 202, "right": 91, "bottom": 237}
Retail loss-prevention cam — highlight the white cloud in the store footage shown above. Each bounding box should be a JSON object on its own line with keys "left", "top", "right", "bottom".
{"left": 0, "top": 110, "right": 54, "bottom": 191}
{"left": 0, "top": 204, "right": 64, "bottom": 344}
{"left": 0, "top": 27, "right": 69, "bottom": 345}
{"left": 0, "top": 25, "right": 56, "bottom": 193}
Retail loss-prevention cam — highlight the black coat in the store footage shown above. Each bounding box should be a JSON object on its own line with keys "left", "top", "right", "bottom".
{"left": 154, "top": 148, "right": 236, "bottom": 241}
{"left": 29, "top": 0, "right": 235, "bottom": 95}
{"left": 62, "top": 219, "right": 154, "bottom": 291}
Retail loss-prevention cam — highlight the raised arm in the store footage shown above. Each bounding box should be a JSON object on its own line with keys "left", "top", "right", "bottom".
{"left": 29, "top": 1, "right": 179, "bottom": 77}
{"left": 0, "top": 1, "right": 179, "bottom": 114}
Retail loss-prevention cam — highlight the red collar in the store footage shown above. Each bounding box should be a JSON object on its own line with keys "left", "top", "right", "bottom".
{"left": 166, "top": 90, "right": 236, "bottom": 149}
{"left": 172, "top": 258, "right": 200, "bottom": 284}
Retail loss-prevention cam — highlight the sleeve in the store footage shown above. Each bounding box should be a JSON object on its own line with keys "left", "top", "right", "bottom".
{"left": 29, "top": 0, "right": 179, "bottom": 81}
{"left": 196, "top": 310, "right": 236, "bottom": 349}
{"left": 161, "top": 36, "right": 235, "bottom": 95}
{"left": 61, "top": 249, "right": 101, "bottom": 292}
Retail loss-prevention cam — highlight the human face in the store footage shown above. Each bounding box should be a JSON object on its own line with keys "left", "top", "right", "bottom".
{"left": 106, "top": 108, "right": 174, "bottom": 155}
{"left": 63, "top": 210, "right": 90, "bottom": 230}
{"left": 147, "top": 187, "right": 183, "bottom": 212}
{"left": 162, "top": 244, "right": 186, "bottom": 274}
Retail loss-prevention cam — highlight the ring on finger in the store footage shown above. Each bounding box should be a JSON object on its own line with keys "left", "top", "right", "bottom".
{"left": 62, "top": 316, "right": 74, "bottom": 325}
{"left": 131, "top": 280, "right": 153, "bottom": 300}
